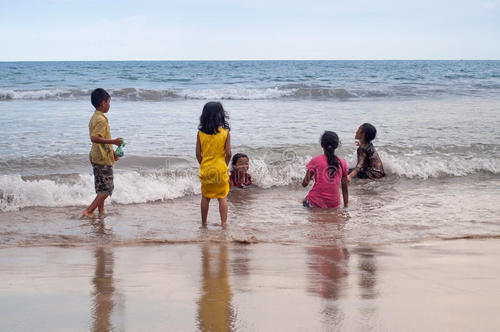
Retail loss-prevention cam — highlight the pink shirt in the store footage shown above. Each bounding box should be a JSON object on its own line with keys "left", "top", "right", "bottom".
{"left": 306, "top": 155, "right": 348, "bottom": 208}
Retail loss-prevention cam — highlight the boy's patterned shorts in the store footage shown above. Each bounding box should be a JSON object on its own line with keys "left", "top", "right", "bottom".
{"left": 92, "top": 163, "right": 114, "bottom": 195}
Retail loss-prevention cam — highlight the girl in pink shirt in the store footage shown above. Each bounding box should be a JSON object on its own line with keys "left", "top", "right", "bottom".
{"left": 302, "top": 131, "right": 349, "bottom": 208}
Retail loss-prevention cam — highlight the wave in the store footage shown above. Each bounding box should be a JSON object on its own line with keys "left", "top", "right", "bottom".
{"left": 0, "top": 171, "right": 200, "bottom": 212}
{"left": 0, "top": 88, "right": 91, "bottom": 100}
{"left": 0, "top": 153, "right": 310, "bottom": 211}
{"left": 0, "top": 87, "right": 305, "bottom": 101}
{"left": 1, "top": 148, "right": 499, "bottom": 211}
{"left": 378, "top": 143, "right": 500, "bottom": 179}
{"left": 2, "top": 83, "right": 499, "bottom": 101}
{"left": 382, "top": 153, "right": 499, "bottom": 179}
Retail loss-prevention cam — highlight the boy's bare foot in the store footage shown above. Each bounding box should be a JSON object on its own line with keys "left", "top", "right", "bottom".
{"left": 98, "top": 213, "right": 108, "bottom": 219}
{"left": 81, "top": 209, "right": 94, "bottom": 219}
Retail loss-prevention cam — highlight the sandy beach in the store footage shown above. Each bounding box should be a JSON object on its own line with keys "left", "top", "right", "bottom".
{"left": 1, "top": 238, "right": 499, "bottom": 331}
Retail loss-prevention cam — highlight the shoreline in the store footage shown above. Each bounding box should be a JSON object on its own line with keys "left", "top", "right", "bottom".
{"left": 1, "top": 187, "right": 500, "bottom": 249}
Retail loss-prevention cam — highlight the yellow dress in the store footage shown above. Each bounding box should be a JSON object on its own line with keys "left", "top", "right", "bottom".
{"left": 199, "top": 128, "right": 230, "bottom": 198}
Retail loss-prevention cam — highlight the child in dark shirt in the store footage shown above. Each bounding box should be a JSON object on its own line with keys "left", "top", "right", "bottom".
{"left": 347, "top": 123, "right": 385, "bottom": 184}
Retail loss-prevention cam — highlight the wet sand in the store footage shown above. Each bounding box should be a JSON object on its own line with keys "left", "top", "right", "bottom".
{"left": 1, "top": 239, "right": 500, "bottom": 331}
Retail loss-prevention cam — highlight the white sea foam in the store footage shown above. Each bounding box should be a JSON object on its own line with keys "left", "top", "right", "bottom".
{"left": 1, "top": 152, "right": 498, "bottom": 211}
{"left": 382, "top": 152, "right": 500, "bottom": 179}
{"left": 0, "top": 86, "right": 357, "bottom": 101}
{"left": 113, "top": 171, "right": 200, "bottom": 204}
{"left": 0, "top": 172, "right": 201, "bottom": 212}
{"left": 5, "top": 85, "right": 494, "bottom": 101}
{"left": 250, "top": 157, "right": 310, "bottom": 188}
{"left": 0, "top": 88, "right": 89, "bottom": 100}
{"left": 177, "top": 87, "right": 295, "bottom": 100}
{"left": 0, "top": 174, "right": 95, "bottom": 211}
{"left": 0, "top": 156, "right": 309, "bottom": 211}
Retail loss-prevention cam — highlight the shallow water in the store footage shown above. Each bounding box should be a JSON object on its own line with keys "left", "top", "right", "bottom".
{"left": 1, "top": 177, "right": 499, "bottom": 248}
{"left": 1, "top": 61, "right": 499, "bottom": 246}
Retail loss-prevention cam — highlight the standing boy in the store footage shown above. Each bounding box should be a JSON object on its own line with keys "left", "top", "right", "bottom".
{"left": 82, "top": 88, "right": 123, "bottom": 218}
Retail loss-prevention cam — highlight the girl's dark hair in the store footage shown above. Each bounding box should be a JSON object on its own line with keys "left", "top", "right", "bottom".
{"left": 361, "top": 123, "right": 377, "bottom": 143}
{"left": 320, "top": 131, "right": 340, "bottom": 179}
{"left": 231, "top": 153, "right": 249, "bottom": 169}
{"left": 91, "top": 88, "right": 110, "bottom": 108}
{"left": 198, "top": 101, "right": 230, "bottom": 135}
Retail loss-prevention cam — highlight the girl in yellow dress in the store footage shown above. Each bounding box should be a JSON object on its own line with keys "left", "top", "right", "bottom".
{"left": 196, "top": 102, "right": 232, "bottom": 226}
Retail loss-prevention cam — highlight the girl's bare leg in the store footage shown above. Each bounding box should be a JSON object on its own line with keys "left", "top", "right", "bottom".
{"left": 201, "top": 196, "right": 210, "bottom": 226}
{"left": 218, "top": 197, "right": 228, "bottom": 227}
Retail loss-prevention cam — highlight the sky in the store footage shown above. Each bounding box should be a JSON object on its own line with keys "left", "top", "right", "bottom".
{"left": 1, "top": 0, "right": 499, "bottom": 61}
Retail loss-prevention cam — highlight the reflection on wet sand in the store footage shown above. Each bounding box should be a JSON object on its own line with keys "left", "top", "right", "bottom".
{"left": 306, "top": 209, "right": 349, "bottom": 327}
{"left": 354, "top": 246, "right": 379, "bottom": 330}
{"left": 357, "top": 246, "right": 378, "bottom": 299}
{"left": 307, "top": 245, "right": 349, "bottom": 300}
{"left": 197, "top": 244, "right": 234, "bottom": 331}
{"left": 91, "top": 245, "right": 115, "bottom": 332}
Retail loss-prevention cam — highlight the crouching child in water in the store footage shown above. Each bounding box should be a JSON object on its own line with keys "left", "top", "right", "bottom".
{"left": 82, "top": 88, "right": 123, "bottom": 218}
{"left": 302, "top": 131, "right": 349, "bottom": 208}
{"left": 347, "top": 123, "right": 385, "bottom": 184}
{"left": 229, "top": 153, "right": 252, "bottom": 188}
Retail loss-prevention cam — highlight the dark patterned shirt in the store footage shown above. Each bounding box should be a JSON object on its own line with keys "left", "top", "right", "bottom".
{"left": 355, "top": 143, "right": 385, "bottom": 179}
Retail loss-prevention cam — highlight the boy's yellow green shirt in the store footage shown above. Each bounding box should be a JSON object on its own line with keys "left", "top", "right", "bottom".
{"left": 89, "top": 110, "right": 115, "bottom": 166}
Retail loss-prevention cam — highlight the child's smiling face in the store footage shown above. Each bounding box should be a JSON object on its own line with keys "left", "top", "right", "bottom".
{"left": 234, "top": 157, "right": 249, "bottom": 174}
{"left": 355, "top": 125, "right": 363, "bottom": 140}
{"left": 355, "top": 125, "right": 365, "bottom": 146}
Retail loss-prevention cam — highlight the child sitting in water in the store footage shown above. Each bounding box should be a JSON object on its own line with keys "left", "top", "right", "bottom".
{"left": 347, "top": 123, "right": 385, "bottom": 184}
{"left": 302, "top": 131, "right": 349, "bottom": 208}
{"left": 229, "top": 153, "right": 252, "bottom": 188}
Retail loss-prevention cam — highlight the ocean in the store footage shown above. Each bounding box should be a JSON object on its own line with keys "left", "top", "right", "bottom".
{"left": 1, "top": 60, "right": 499, "bottom": 247}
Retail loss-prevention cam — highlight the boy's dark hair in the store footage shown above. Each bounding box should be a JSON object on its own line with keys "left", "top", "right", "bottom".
{"left": 91, "top": 88, "right": 110, "bottom": 109}
{"left": 320, "top": 131, "right": 340, "bottom": 179}
{"left": 198, "top": 101, "right": 230, "bottom": 135}
{"left": 361, "top": 123, "right": 377, "bottom": 143}
{"left": 231, "top": 153, "right": 249, "bottom": 169}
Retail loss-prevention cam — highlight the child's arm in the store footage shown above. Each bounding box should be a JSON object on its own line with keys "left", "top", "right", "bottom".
{"left": 347, "top": 169, "right": 359, "bottom": 184}
{"left": 341, "top": 176, "right": 349, "bottom": 207}
{"left": 347, "top": 148, "right": 366, "bottom": 183}
{"left": 196, "top": 132, "right": 202, "bottom": 164}
{"left": 91, "top": 136, "right": 122, "bottom": 146}
{"left": 225, "top": 132, "right": 232, "bottom": 165}
{"left": 302, "top": 170, "right": 313, "bottom": 187}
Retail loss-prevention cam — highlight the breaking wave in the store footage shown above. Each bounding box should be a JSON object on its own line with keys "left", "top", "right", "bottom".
{"left": 3, "top": 83, "right": 498, "bottom": 101}
{"left": 1, "top": 147, "right": 498, "bottom": 211}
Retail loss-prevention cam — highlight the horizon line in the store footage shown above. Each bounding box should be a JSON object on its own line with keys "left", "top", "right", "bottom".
{"left": 1, "top": 59, "right": 499, "bottom": 63}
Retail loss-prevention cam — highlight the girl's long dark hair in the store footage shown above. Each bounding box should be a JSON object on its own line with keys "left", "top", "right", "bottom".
{"left": 198, "top": 101, "right": 230, "bottom": 135}
{"left": 320, "top": 131, "right": 340, "bottom": 179}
